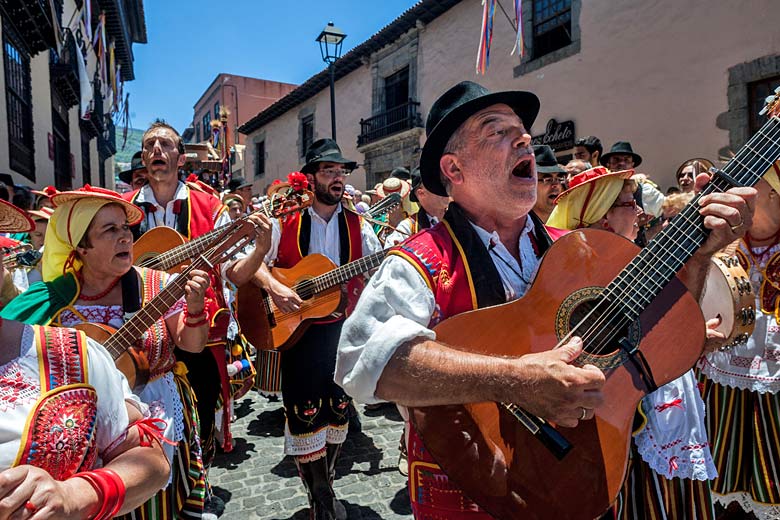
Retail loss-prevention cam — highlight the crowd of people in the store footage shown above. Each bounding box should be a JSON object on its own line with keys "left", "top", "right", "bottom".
{"left": 0, "top": 79, "right": 776, "bottom": 520}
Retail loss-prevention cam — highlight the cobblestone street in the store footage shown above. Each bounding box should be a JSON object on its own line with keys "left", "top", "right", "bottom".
{"left": 210, "top": 391, "right": 413, "bottom": 519}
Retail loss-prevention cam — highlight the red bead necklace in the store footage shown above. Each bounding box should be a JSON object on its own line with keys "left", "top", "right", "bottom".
{"left": 78, "top": 275, "right": 121, "bottom": 301}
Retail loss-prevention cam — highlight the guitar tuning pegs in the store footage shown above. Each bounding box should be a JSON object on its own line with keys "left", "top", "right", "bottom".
{"left": 775, "top": 86, "right": 780, "bottom": 94}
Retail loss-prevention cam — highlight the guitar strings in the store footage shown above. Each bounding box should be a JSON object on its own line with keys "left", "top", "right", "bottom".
{"left": 579, "top": 120, "right": 780, "bottom": 358}
{"left": 570, "top": 118, "right": 780, "bottom": 361}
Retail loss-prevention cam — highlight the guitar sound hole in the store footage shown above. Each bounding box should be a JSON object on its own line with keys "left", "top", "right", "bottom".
{"left": 567, "top": 296, "right": 640, "bottom": 368}
{"left": 295, "top": 281, "right": 316, "bottom": 301}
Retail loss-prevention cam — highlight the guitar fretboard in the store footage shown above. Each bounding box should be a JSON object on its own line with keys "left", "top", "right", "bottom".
{"left": 295, "top": 250, "right": 388, "bottom": 298}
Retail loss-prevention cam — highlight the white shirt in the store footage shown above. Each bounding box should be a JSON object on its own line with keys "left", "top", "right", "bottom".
{"left": 134, "top": 182, "right": 231, "bottom": 231}
{"left": 265, "top": 203, "right": 382, "bottom": 267}
{"left": 336, "top": 217, "right": 538, "bottom": 404}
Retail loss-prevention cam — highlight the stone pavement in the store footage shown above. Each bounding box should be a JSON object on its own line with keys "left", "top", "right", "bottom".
{"left": 209, "top": 391, "right": 413, "bottom": 520}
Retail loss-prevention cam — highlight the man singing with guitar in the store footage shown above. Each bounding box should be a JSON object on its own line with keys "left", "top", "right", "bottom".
{"left": 252, "top": 138, "right": 381, "bottom": 519}
{"left": 336, "top": 81, "right": 756, "bottom": 519}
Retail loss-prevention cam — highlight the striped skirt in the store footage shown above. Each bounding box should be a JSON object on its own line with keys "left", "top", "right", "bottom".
{"left": 255, "top": 348, "right": 282, "bottom": 396}
{"left": 116, "top": 370, "right": 207, "bottom": 519}
{"left": 700, "top": 376, "right": 780, "bottom": 516}
{"left": 613, "top": 443, "right": 714, "bottom": 520}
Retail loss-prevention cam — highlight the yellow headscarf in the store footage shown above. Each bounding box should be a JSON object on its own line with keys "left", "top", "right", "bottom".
{"left": 42, "top": 198, "right": 114, "bottom": 282}
{"left": 547, "top": 167, "right": 635, "bottom": 231}
{"left": 763, "top": 161, "right": 780, "bottom": 194}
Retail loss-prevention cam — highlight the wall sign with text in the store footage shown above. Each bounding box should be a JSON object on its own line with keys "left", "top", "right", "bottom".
{"left": 531, "top": 119, "right": 575, "bottom": 152}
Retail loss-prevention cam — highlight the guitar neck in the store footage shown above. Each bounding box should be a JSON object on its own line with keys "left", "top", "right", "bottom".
{"left": 142, "top": 198, "right": 275, "bottom": 271}
{"left": 102, "top": 273, "right": 189, "bottom": 362}
{"left": 296, "top": 250, "right": 388, "bottom": 297}
{"left": 605, "top": 116, "right": 780, "bottom": 321}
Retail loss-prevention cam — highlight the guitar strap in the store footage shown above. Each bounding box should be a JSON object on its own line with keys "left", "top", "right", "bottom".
{"left": 121, "top": 268, "right": 141, "bottom": 322}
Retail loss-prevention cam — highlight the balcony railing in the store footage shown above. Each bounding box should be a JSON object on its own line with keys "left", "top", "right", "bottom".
{"left": 50, "top": 31, "right": 80, "bottom": 108}
{"left": 358, "top": 100, "right": 423, "bottom": 146}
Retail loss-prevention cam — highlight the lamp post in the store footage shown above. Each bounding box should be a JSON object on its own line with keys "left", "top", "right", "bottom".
{"left": 316, "top": 22, "right": 346, "bottom": 141}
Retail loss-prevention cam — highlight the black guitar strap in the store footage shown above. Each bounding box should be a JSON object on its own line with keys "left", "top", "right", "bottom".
{"left": 120, "top": 268, "right": 141, "bottom": 321}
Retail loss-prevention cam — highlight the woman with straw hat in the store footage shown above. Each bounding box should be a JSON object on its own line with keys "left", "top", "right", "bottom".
{"left": 1, "top": 185, "right": 216, "bottom": 519}
{"left": 0, "top": 197, "right": 170, "bottom": 519}
{"left": 549, "top": 167, "right": 718, "bottom": 519}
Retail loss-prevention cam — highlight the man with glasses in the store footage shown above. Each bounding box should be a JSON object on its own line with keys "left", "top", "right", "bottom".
{"left": 532, "top": 145, "right": 567, "bottom": 223}
{"left": 253, "top": 138, "right": 381, "bottom": 519}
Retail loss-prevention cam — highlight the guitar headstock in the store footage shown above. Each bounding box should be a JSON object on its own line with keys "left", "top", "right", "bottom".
{"left": 366, "top": 193, "right": 401, "bottom": 218}
{"left": 266, "top": 176, "right": 314, "bottom": 220}
{"left": 759, "top": 86, "right": 780, "bottom": 118}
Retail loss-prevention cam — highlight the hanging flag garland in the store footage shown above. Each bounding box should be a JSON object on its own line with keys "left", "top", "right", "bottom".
{"left": 476, "top": 0, "right": 495, "bottom": 75}
{"left": 476, "top": 0, "right": 525, "bottom": 75}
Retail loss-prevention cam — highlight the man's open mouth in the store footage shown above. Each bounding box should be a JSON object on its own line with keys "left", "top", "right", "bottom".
{"left": 511, "top": 157, "right": 534, "bottom": 178}
{"left": 115, "top": 251, "right": 130, "bottom": 259}
{"left": 151, "top": 159, "right": 166, "bottom": 167}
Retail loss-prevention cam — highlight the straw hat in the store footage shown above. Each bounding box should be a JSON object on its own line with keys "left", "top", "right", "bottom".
{"left": 27, "top": 207, "right": 54, "bottom": 221}
{"left": 376, "top": 177, "right": 411, "bottom": 199}
{"left": 553, "top": 167, "right": 635, "bottom": 204}
{"left": 0, "top": 199, "right": 34, "bottom": 233}
{"left": 51, "top": 185, "right": 143, "bottom": 225}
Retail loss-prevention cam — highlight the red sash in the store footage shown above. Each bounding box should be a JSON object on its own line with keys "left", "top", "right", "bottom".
{"left": 276, "top": 207, "right": 363, "bottom": 269}
{"left": 15, "top": 326, "right": 98, "bottom": 481}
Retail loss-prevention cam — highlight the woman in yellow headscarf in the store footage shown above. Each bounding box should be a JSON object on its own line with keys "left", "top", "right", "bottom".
{"left": 1, "top": 185, "right": 213, "bottom": 520}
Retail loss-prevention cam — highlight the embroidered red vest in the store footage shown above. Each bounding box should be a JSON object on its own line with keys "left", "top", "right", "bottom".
{"left": 275, "top": 207, "right": 363, "bottom": 269}
{"left": 15, "top": 326, "right": 98, "bottom": 481}
{"left": 388, "top": 219, "right": 565, "bottom": 519}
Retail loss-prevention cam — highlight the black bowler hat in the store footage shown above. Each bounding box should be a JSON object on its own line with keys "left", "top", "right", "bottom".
{"left": 409, "top": 167, "right": 422, "bottom": 203}
{"left": 420, "top": 81, "right": 540, "bottom": 196}
{"left": 301, "top": 138, "right": 357, "bottom": 174}
{"left": 118, "top": 151, "right": 145, "bottom": 185}
{"left": 228, "top": 176, "right": 252, "bottom": 192}
{"left": 533, "top": 145, "right": 565, "bottom": 174}
{"left": 600, "top": 141, "right": 643, "bottom": 168}
{"left": 390, "top": 167, "right": 411, "bottom": 180}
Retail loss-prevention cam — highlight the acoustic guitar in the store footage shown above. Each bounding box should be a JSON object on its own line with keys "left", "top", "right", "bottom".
{"left": 236, "top": 195, "right": 402, "bottom": 351}
{"left": 133, "top": 183, "right": 313, "bottom": 273}
{"left": 408, "top": 89, "right": 780, "bottom": 520}
{"left": 76, "top": 219, "right": 257, "bottom": 392}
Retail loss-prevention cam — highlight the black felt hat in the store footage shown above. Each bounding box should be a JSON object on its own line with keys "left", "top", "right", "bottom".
{"left": 533, "top": 145, "right": 565, "bottom": 174}
{"left": 301, "top": 138, "right": 357, "bottom": 174}
{"left": 600, "top": 141, "right": 643, "bottom": 168}
{"left": 390, "top": 167, "right": 411, "bottom": 180}
{"left": 419, "top": 81, "right": 540, "bottom": 196}
{"left": 118, "top": 151, "right": 145, "bottom": 185}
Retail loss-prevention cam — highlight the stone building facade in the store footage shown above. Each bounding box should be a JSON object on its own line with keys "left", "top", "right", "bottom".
{"left": 240, "top": 0, "right": 780, "bottom": 192}
{"left": 0, "top": 0, "right": 146, "bottom": 191}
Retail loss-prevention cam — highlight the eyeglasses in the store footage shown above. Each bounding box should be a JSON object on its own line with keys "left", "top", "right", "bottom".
{"left": 319, "top": 168, "right": 352, "bottom": 178}
{"left": 538, "top": 175, "right": 566, "bottom": 185}
{"left": 611, "top": 200, "right": 637, "bottom": 209}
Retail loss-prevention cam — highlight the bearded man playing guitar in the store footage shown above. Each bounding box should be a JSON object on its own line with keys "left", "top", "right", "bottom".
{"left": 336, "top": 81, "right": 756, "bottom": 520}
{"left": 252, "top": 138, "right": 381, "bottom": 519}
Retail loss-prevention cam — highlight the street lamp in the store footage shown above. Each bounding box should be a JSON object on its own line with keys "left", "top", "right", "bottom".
{"left": 316, "top": 22, "right": 346, "bottom": 140}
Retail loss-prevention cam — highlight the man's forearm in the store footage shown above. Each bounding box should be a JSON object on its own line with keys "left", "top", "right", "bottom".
{"left": 375, "top": 338, "right": 515, "bottom": 407}
{"left": 678, "top": 253, "right": 711, "bottom": 301}
{"left": 226, "top": 248, "right": 265, "bottom": 287}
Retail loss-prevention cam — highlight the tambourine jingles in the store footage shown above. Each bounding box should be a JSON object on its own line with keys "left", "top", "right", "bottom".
{"left": 699, "top": 252, "right": 756, "bottom": 350}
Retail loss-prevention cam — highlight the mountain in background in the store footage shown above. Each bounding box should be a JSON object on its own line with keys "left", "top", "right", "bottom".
{"left": 114, "top": 127, "right": 144, "bottom": 169}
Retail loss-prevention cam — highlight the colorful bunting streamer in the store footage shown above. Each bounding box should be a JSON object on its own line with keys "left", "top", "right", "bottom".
{"left": 476, "top": 0, "right": 496, "bottom": 75}
{"left": 511, "top": 0, "right": 524, "bottom": 57}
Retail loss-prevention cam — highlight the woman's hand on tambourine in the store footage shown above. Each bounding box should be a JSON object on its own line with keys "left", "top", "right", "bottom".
{"left": 183, "top": 269, "right": 210, "bottom": 313}
{"left": 0, "top": 465, "right": 93, "bottom": 519}
{"left": 703, "top": 316, "right": 727, "bottom": 353}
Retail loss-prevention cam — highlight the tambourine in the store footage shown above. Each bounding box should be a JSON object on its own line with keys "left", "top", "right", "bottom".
{"left": 699, "top": 253, "right": 755, "bottom": 350}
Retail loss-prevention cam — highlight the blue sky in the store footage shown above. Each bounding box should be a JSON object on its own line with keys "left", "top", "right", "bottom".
{"left": 125, "top": 0, "right": 419, "bottom": 133}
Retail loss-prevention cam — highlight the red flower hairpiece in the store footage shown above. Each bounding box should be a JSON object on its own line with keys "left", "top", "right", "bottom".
{"left": 186, "top": 174, "right": 199, "bottom": 183}
{"left": 287, "top": 172, "right": 308, "bottom": 191}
